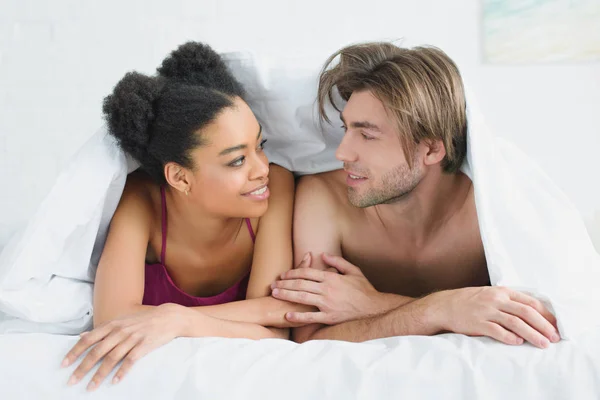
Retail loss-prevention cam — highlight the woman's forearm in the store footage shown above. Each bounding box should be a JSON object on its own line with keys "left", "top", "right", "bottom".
{"left": 184, "top": 315, "right": 289, "bottom": 340}
{"left": 93, "top": 296, "right": 312, "bottom": 329}
{"left": 192, "top": 296, "right": 313, "bottom": 328}
{"left": 95, "top": 303, "right": 289, "bottom": 340}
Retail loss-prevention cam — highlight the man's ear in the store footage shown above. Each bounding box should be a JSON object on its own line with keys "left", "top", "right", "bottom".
{"left": 164, "top": 162, "right": 191, "bottom": 194}
{"left": 423, "top": 139, "right": 446, "bottom": 166}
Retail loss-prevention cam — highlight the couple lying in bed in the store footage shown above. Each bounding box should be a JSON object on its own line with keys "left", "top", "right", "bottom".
{"left": 62, "top": 41, "right": 561, "bottom": 390}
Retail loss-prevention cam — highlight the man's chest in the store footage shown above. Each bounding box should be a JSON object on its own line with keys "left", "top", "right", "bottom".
{"left": 341, "top": 225, "right": 489, "bottom": 297}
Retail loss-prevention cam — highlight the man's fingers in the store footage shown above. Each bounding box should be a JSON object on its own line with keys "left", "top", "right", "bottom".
{"left": 280, "top": 267, "right": 326, "bottom": 282}
{"left": 493, "top": 312, "right": 550, "bottom": 349}
{"left": 271, "top": 288, "right": 323, "bottom": 307}
{"left": 271, "top": 279, "right": 322, "bottom": 294}
{"left": 62, "top": 324, "right": 113, "bottom": 368}
{"left": 322, "top": 253, "right": 362, "bottom": 275}
{"left": 482, "top": 322, "right": 524, "bottom": 346}
{"left": 86, "top": 334, "right": 141, "bottom": 391}
{"left": 509, "top": 290, "right": 558, "bottom": 330}
{"left": 501, "top": 300, "right": 560, "bottom": 343}
{"left": 285, "top": 311, "right": 330, "bottom": 325}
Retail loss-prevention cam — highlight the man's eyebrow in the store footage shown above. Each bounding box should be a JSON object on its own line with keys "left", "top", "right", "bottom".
{"left": 340, "top": 112, "right": 380, "bottom": 131}
{"left": 218, "top": 124, "right": 262, "bottom": 156}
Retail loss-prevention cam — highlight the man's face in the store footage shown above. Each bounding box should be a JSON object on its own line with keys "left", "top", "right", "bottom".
{"left": 336, "top": 90, "right": 424, "bottom": 208}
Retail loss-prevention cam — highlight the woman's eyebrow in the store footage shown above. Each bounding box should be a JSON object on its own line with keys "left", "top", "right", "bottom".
{"left": 219, "top": 124, "right": 262, "bottom": 156}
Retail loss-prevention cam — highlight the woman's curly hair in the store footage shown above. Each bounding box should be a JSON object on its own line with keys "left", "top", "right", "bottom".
{"left": 102, "top": 41, "right": 245, "bottom": 184}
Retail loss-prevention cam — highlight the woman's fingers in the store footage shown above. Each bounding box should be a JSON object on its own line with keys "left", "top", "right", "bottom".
{"left": 321, "top": 253, "right": 362, "bottom": 275}
{"left": 86, "top": 333, "right": 142, "bottom": 391}
{"left": 62, "top": 324, "right": 114, "bottom": 368}
{"left": 295, "top": 252, "right": 312, "bottom": 268}
{"left": 67, "top": 327, "right": 130, "bottom": 385}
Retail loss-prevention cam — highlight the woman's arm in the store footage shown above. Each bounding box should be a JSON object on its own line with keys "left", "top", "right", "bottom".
{"left": 94, "top": 170, "right": 309, "bottom": 332}
{"left": 91, "top": 176, "right": 152, "bottom": 326}
{"left": 245, "top": 163, "right": 295, "bottom": 298}
{"left": 63, "top": 303, "right": 284, "bottom": 391}
{"left": 191, "top": 164, "right": 312, "bottom": 336}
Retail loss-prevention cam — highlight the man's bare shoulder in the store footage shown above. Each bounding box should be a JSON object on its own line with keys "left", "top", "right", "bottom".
{"left": 296, "top": 169, "right": 352, "bottom": 210}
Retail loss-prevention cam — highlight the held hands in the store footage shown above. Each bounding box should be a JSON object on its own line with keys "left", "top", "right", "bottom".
{"left": 61, "top": 303, "right": 197, "bottom": 391}
{"left": 271, "top": 252, "right": 382, "bottom": 325}
{"left": 429, "top": 286, "right": 560, "bottom": 349}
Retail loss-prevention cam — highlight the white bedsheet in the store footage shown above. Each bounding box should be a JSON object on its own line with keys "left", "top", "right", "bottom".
{"left": 1, "top": 330, "right": 599, "bottom": 399}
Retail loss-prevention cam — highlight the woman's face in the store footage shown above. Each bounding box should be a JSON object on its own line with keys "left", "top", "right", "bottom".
{"left": 186, "top": 97, "right": 270, "bottom": 218}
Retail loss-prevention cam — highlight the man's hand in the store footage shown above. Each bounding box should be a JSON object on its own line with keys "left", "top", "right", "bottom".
{"left": 271, "top": 253, "right": 383, "bottom": 325}
{"left": 428, "top": 286, "right": 560, "bottom": 349}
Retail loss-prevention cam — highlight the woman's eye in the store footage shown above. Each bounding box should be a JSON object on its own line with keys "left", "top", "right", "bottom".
{"left": 229, "top": 157, "right": 245, "bottom": 167}
{"left": 340, "top": 125, "right": 348, "bottom": 132}
{"left": 258, "top": 138, "right": 267, "bottom": 151}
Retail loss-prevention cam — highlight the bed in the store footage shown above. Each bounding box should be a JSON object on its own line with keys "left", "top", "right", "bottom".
{"left": 1, "top": 328, "right": 600, "bottom": 399}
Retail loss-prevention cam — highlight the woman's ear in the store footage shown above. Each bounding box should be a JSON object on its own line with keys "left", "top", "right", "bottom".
{"left": 423, "top": 139, "right": 447, "bottom": 166}
{"left": 164, "top": 163, "right": 191, "bottom": 194}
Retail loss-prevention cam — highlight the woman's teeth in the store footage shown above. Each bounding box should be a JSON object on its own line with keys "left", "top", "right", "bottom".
{"left": 250, "top": 186, "right": 267, "bottom": 195}
{"left": 349, "top": 174, "right": 362, "bottom": 179}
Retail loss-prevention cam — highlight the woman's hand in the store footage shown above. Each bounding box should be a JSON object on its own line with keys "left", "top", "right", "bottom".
{"left": 62, "top": 303, "right": 196, "bottom": 391}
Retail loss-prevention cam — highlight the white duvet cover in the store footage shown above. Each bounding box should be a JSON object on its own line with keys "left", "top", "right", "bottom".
{"left": 1, "top": 330, "right": 599, "bottom": 400}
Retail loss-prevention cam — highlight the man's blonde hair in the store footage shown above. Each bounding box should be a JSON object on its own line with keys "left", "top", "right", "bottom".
{"left": 318, "top": 42, "right": 467, "bottom": 173}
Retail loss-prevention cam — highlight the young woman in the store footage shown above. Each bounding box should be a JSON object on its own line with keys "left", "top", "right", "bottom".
{"left": 61, "top": 42, "right": 312, "bottom": 391}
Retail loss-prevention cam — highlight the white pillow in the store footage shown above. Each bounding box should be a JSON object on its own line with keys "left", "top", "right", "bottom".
{"left": 223, "top": 52, "right": 344, "bottom": 175}
{"left": 0, "top": 130, "right": 138, "bottom": 332}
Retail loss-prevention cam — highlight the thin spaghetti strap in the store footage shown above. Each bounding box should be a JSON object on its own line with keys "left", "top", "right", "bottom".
{"left": 245, "top": 218, "right": 256, "bottom": 243}
{"left": 160, "top": 186, "right": 168, "bottom": 265}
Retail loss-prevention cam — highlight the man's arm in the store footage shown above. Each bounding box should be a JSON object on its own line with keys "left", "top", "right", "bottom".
{"left": 286, "top": 173, "right": 411, "bottom": 342}
{"left": 284, "top": 175, "right": 560, "bottom": 346}
{"left": 287, "top": 174, "right": 343, "bottom": 341}
{"left": 297, "top": 285, "right": 560, "bottom": 349}
{"left": 299, "top": 293, "right": 436, "bottom": 342}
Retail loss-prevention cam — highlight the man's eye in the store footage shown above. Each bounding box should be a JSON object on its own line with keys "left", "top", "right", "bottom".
{"left": 229, "top": 157, "right": 245, "bottom": 167}
{"left": 361, "top": 133, "right": 375, "bottom": 140}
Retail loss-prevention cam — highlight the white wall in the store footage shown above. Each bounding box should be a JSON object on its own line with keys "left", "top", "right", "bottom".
{"left": 1, "top": 0, "right": 599, "bottom": 248}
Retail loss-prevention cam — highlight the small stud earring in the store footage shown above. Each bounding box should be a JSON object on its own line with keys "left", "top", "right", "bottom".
{"left": 184, "top": 189, "right": 189, "bottom": 196}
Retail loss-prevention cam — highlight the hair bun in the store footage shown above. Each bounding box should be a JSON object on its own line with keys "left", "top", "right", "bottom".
{"left": 157, "top": 41, "right": 243, "bottom": 96}
{"left": 102, "top": 72, "right": 162, "bottom": 163}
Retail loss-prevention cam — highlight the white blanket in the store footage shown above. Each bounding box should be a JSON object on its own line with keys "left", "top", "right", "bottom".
{"left": 0, "top": 52, "right": 599, "bottom": 340}
{"left": 1, "top": 331, "right": 600, "bottom": 399}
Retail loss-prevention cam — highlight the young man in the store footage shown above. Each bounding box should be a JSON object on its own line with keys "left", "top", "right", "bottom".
{"left": 271, "top": 42, "right": 560, "bottom": 349}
